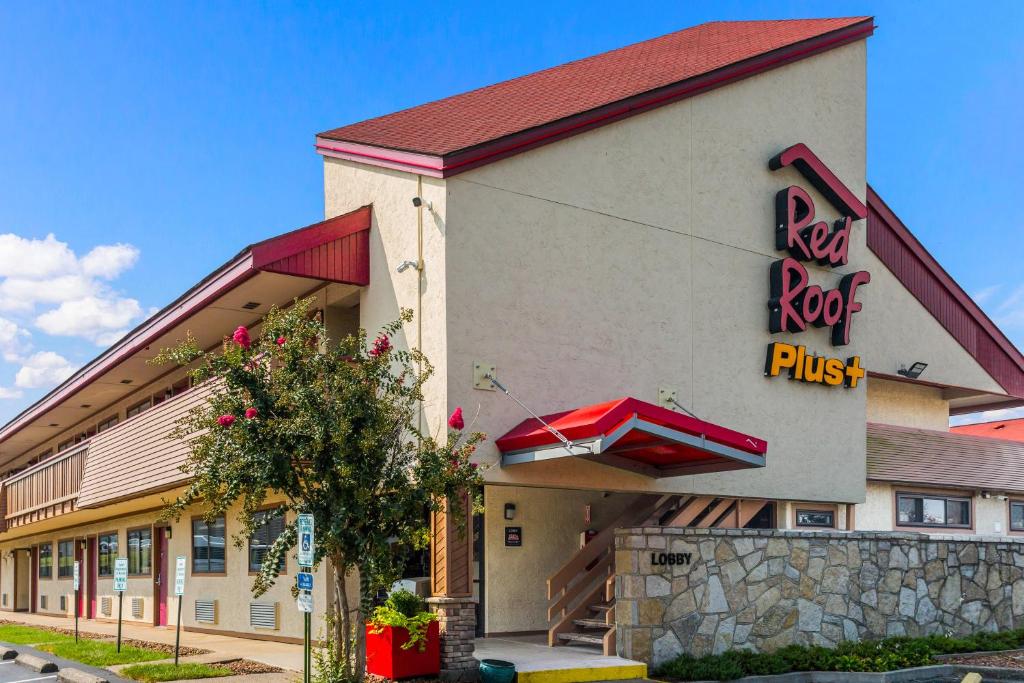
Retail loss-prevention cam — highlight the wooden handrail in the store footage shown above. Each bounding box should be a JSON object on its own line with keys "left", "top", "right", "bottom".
{"left": 546, "top": 494, "right": 665, "bottom": 599}
{"left": 547, "top": 552, "right": 612, "bottom": 621}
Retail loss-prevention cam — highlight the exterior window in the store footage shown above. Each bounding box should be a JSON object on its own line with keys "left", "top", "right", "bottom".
{"left": 57, "top": 541, "right": 74, "bottom": 578}
{"left": 249, "top": 509, "right": 286, "bottom": 573}
{"left": 1011, "top": 502, "right": 1024, "bottom": 532}
{"left": 192, "top": 517, "right": 226, "bottom": 573}
{"left": 796, "top": 509, "right": 834, "bottom": 528}
{"left": 39, "top": 543, "right": 52, "bottom": 579}
{"left": 97, "top": 415, "right": 119, "bottom": 433}
{"left": 126, "top": 400, "right": 151, "bottom": 418}
{"left": 98, "top": 533, "right": 118, "bottom": 576}
{"left": 57, "top": 439, "right": 74, "bottom": 452}
{"left": 127, "top": 528, "right": 152, "bottom": 575}
{"left": 897, "top": 493, "right": 971, "bottom": 528}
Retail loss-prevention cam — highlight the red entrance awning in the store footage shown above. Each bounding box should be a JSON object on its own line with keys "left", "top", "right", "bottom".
{"left": 495, "top": 397, "right": 767, "bottom": 478}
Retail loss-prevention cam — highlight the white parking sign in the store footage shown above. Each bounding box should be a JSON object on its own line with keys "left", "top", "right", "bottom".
{"left": 113, "top": 558, "right": 128, "bottom": 592}
{"left": 297, "top": 514, "right": 314, "bottom": 567}
{"left": 174, "top": 556, "right": 186, "bottom": 596}
{"left": 296, "top": 591, "right": 313, "bottom": 613}
{"left": 73, "top": 561, "right": 80, "bottom": 591}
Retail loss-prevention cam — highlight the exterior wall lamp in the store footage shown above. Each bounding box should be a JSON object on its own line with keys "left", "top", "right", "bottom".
{"left": 504, "top": 503, "right": 516, "bottom": 521}
{"left": 897, "top": 362, "right": 928, "bottom": 379}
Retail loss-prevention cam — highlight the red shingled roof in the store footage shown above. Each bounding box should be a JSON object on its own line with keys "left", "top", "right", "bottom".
{"left": 953, "top": 418, "right": 1024, "bottom": 442}
{"left": 318, "top": 18, "right": 873, "bottom": 175}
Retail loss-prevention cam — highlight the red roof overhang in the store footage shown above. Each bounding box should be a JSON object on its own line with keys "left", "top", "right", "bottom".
{"left": 495, "top": 397, "right": 766, "bottom": 478}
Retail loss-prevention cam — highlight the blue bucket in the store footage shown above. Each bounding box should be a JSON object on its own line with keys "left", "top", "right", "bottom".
{"left": 479, "top": 658, "right": 516, "bottom": 683}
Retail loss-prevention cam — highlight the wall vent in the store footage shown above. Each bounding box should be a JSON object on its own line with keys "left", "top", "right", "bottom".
{"left": 59, "top": 595, "right": 66, "bottom": 612}
{"left": 195, "top": 599, "right": 217, "bottom": 624}
{"left": 249, "top": 602, "right": 278, "bottom": 630}
{"left": 101, "top": 596, "right": 113, "bottom": 617}
{"left": 39, "top": 595, "right": 47, "bottom": 610}
{"left": 2, "top": 593, "right": 7, "bottom": 607}
{"left": 131, "top": 597, "right": 144, "bottom": 619}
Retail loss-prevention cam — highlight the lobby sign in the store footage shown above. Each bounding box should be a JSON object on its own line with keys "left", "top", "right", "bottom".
{"left": 765, "top": 143, "right": 869, "bottom": 389}
{"left": 504, "top": 526, "right": 522, "bottom": 547}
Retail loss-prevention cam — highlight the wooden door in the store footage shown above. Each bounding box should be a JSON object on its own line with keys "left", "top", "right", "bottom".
{"left": 87, "top": 536, "right": 97, "bottom": 619}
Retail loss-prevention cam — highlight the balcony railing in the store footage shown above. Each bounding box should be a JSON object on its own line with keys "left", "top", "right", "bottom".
{"left": 2, "top": 441, "right": 89, "bottom": 529}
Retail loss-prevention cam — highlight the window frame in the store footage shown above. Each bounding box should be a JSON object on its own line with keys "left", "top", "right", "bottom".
{"left": 57, "top": 539, "right": 75, "bottom": 579}
{"left": 895, "top": 491, "right": 972, "bottom": 530}
{"left": 1009, "top": 500, "right": 1024, "bottom": 534}
{"left": 96, "top": 415, "right": 119, "bottom": 433}
{"left": 795, "top": 508, "right": 836, "bottom": 529}
{"left": 191, "top": 515, "right": 227, "bottom": 576}
{"left": 248, "top": 507, "right": 288, "bottom": 576}
{"left": 38, "top": 542, "right": 53, "bottom": 580}
{"left": 126, "top": 399, "right": 152, "bottom": 419}
{"left": 126, "top": 526, "right": 153, "bottom": 576}
{"left": 97, "top": 531, "right": 119, "bottom": 577}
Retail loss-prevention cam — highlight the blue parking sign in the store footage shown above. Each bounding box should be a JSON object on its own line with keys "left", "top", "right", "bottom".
{"left": 297, "top": 572, "right": 313, "bottom": 591}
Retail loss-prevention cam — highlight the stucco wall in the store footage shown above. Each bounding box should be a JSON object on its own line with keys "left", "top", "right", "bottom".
{"left": 483, "top": 485, "right": 635, "bottom": 634}
{"left": 322, "top": 161, "right": 451, "bottom": 437}
{"left": 865, "top": 378, "right": 949, "bottom": 431}
{"left": 615, "top": 527, "right": 1024, "bottom": 666}
{"left": 0, "top": 500, "right": 330, "bottom": 641}
{"left": 443, "top": 41, "right": 870, "bottom": 503}
{"left": 857, "top": 482, "right": 1012, "bottom": 537}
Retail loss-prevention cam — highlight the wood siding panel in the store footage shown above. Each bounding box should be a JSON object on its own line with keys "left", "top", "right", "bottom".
{"left": 76, "top": 383, "right": 217, "bottom": 508}
{"left": 867, "top": 422, "right": 1024, "bottom": 493}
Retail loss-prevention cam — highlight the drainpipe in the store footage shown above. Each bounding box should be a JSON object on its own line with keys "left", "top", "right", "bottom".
{"left": 416, "top": 176, "right": 425, "bottom": 436}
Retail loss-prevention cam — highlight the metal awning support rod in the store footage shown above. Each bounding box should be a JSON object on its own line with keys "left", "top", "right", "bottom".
{"left": 485, "top": 374, "right": 590, "bottom": 453}
{"left": 667, "top": 397, "right": 706, "bottom": 447}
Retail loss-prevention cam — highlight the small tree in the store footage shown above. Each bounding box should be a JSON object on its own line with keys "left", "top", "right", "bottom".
{"left": 155, "top": 297, "right": 483, "bottom": 681}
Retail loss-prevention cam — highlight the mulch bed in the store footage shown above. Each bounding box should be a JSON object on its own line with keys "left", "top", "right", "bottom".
{"left": 943, "top": 652, "right": 1024, "bottom": 670}
{"left": 224, "top": 660, "right": 284, "bottom": 675}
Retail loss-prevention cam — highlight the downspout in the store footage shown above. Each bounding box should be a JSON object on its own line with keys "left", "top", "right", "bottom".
{"left": 416, "top": 175, "right": 425, "bottom": 436}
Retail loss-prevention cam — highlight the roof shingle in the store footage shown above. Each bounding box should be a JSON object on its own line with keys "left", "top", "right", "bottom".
{"left": 319, "top": 18, "right": 872, "bottom": 161}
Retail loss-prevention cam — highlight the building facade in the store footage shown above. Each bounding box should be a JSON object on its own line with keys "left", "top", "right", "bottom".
{"left": 1, "top": 14, "right": 1023, "bottom": 671}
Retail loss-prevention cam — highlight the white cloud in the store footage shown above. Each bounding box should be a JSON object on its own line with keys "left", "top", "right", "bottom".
{"left": 0, "top": 316, "right": 30, "bottom": 362}
{"left": 0, "top": 387, "right": 22, "bottom": 400}
{"left": 0, "top": 233, "right": 77, "bottom": 280}
{"left": 36, "top": 296, "right": 142, "bottom": 345}
{"left": 81, "top": 244, "right": 139, "bottom": 280}
{"left": 14, "top": 351, "right": 76, "bottom": 389}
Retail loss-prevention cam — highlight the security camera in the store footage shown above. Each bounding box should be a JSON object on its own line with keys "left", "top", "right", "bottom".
{"left": 396, "top": 260, "right": 420, "bottom": 273}
{"left": 412, "top": 196, "right": 423, "bottom": 207}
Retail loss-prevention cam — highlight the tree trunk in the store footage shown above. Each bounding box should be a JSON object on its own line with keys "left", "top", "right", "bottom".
{"left": 354, "top": 568, "right": 372, "bottom": 683}
{"left": 332, "top": 552, "right": 352, "bottom": 679}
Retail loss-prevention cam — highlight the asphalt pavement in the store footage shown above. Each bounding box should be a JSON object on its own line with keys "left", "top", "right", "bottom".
{"left": 0, "top": 642, "right": 132, "bottom": 683}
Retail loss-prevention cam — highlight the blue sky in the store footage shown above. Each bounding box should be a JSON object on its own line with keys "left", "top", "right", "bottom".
{"left": 0, "top": 1, "right": 1022, "bottom": 425}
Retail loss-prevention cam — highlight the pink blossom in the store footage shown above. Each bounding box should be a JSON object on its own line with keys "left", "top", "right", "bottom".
{"left": 276, "top": 336, "right": 287, "bottom": 346}
{"left": 232, "top": 326, "right": 251, "bottom": 350}
{"left": 217, "top": 414, "right": 236, "bottom": 427}
{"left": 245, "top": 407, "right": 258, "bottom": 419}
{"left": 447, "top": 407, "right": 464, "bottom": 431}
{"left": 470, "top": 462, "right": 478, "bottom": 470}
{"left": 369, "top": 334, "right": 391, "bottom": 357}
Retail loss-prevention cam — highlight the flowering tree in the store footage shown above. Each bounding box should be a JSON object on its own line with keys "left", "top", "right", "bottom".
{"left": 155, "top": 297, "right": 483, "bottom": 680}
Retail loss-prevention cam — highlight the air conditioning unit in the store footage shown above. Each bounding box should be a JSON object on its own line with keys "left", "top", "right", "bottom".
{"left": 249, "top": 602, "right": 278, "bottom": 630}
{"left": 195, "top": 599, "right": 217, "bottom": 624}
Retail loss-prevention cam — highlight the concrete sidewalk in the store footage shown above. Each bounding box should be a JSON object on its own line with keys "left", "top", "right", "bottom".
{"left": 0, "top": 612, "right": 304, "bottom": 672}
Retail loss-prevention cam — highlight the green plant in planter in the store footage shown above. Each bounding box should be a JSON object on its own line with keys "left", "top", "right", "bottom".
{"left": 369, "top": 590, "right": 438, "bottom": 652}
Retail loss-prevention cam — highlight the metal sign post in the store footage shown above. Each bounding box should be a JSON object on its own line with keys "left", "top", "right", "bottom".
{"left": 72, "top": 561, "right": 80, "bottom": 643}
{"left": 174, "top": 556, "right": 186, "bottom": 666}
{"left": 113, "top": 558, "right": 128, "bottom": 652}
{"left": 296, "top": 514, "right": 315, "bottom": 683}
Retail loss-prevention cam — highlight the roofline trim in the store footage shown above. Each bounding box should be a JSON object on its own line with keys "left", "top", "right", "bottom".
{"left": 316, "top": 19, "right": 875, "bottom": 178}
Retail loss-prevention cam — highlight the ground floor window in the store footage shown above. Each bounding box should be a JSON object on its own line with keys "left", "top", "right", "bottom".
{"left": 98, "top": 532, "right": 118, "bottom": 575}
{"left": 795, "top": 508, "right": 834, "bottom": 528}
{"left": 38, "top": 543, "right": 52, "bottom": 579}
{"left": 897, "top": 492, "right": 970, "bottom": 528}
{"left": 249, "top": 509, "right": 286, "bottom": 573}
{"left": 127, "top": 528, "right": 152, "bottom": 574}
{"left": 192, "top": 516, "right": 226, "bottom": 574}
{"left": 1011, "top": 501, "right": 1024, "bottom": 532}
{"left": 57, "top": 540, "right": 74, "bottom": 578}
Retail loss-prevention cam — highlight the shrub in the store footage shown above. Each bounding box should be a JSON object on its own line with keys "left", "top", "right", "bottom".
{"left": 368, "top": 589, "right": 437, "bottom": 652}
{"left": 653, "top": 628, "right": 1024, "bottom": 681}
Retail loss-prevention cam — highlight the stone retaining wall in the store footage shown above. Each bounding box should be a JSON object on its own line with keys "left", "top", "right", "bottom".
{"left": 614, "top": 528, "right": 1024, "bottom": 666}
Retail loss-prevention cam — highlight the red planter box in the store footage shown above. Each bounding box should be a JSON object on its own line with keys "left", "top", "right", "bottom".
{"left": 365, "top": 620, "right": 440, "bottom": 680}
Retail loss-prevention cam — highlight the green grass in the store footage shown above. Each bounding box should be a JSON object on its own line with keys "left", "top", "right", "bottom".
{"left": 0, "top": 625, "right": 74, "bottom": 645}
{"left": 119, "top": 663, "right": 233, "bottom": 683}
{"left": 37, "top": 639, "right": 167, "bottom": 667}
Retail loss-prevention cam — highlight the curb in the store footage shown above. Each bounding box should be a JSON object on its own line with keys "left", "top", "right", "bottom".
{"left": 0, "top": 648, "right": 16, "bottom": 660}
{"left": 15, "top": 653, "right": 58, "bottom": 673}
{"left": 57, "top": 668, "right": 108, "bottom": 683}
{"left": 660, "top": 663, "right": 1024, "bottom": 683}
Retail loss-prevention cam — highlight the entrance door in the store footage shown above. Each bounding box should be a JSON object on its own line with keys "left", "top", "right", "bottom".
{"left": 87, "top": 536, "right": 97, "bottom": 619}
{"left": 13, "top": 550, "right": 29, "bottom": 612}
{"left": 29, "top": 547, "right": 38, "bottom": 613}
{"left": 153, "top": 526, "right": 169, "bottom": 626}
{"left": 74, "top": 540, "right": 86, "bottom": 618}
